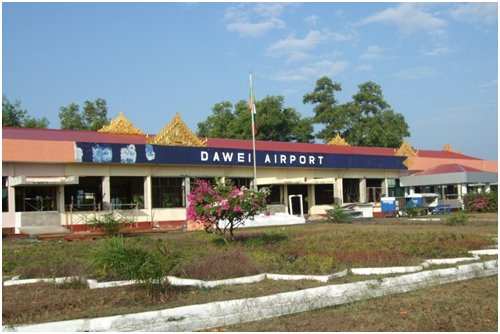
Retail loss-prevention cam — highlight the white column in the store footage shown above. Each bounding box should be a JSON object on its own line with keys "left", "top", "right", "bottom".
{"left": 184, "top": 177, "right": 190, "bottom": 208}
{"left": 334, "top": 178, "right": 342, "bottom": 205}
{"left": 58, "top": 185, "right": 65, "bottom": 213}
{"left": 144, "top": 175, "right": 151, "bottom": 210}
{"left": 102, "top": 176, "right": 111, "bottom": 211}
{"left": 307, "top": 184, "right": 314, "bottom": 213}
{"left": 283, "top": 185, "right": 289, "bottom": 213}
{"left": 359, "top": 178, "right": 367, "bottom": 203}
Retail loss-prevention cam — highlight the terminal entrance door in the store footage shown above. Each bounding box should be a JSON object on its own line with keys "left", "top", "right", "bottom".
{"left": 287, "top": 184, "right": 308, "bottom": 215}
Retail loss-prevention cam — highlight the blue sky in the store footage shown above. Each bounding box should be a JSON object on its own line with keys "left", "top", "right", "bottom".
{"left": 2, "top": 2, "right": 498, "bottom": 161}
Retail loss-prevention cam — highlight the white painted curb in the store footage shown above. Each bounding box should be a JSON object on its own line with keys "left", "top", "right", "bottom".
{"left": 5, "top": 251, "right": 496, "bottom": 288}
{"left": 2, "top": 260, "right": 497, "bottom": 332}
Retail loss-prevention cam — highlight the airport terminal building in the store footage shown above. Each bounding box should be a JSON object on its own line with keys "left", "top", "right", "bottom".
{"left": 2, "top": 112, "right": 497, "bottom": 235}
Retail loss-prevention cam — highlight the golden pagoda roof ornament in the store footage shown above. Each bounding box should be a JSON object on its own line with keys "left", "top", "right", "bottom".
{"left": 327, "top": 133, "right": 350, "bottom": 146}
{"left": 394, "top": 139, "right": 418, "bottom": 157}
{"left": 442, "top": 143, "right": 461, "bottom": 154}
{"left": 402, "top": 158, "right": 414, "bottom": 168}
{"left": 98, "top": 111, "right": 145, "bottom": 135}
{"left": 146, "top": 112, "right": 207, "bottom": 147}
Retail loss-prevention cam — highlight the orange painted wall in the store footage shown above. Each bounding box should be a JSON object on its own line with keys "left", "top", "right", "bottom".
{"left": 408, "top": 157, "right": 498, "bottom": 173}
{"left": 2, "top": 139, "right": 75, "bottom": 163}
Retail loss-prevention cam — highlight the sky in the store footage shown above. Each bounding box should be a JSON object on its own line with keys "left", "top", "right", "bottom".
{"left": 2, "top": 1, "right": 498, "bottom": 161}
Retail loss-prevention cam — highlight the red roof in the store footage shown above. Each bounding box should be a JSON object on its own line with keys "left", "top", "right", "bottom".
{"left": 412, "top": 164, "right": 486, "bottom": 176}
{"left": 1, "top": 127, "right": 482, "bottom": 160}
{"left": 206, "top": 137, "right": 396, "bottom": 156}
{"left": 2, "top": 127, "right": 150, "bottom": 145}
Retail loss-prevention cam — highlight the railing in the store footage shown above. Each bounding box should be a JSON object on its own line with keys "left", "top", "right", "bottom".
{"left": 444, "top": 194, "right": 460, "bottom": 200}
{"left": 65, "top": 203, "right": 101, "bottom": 229}
{"left": 23, "top": 197, "right": 55, "bottom": 212}
{"left": 367, "top": 187, "right": 382, "bottom": 203}
{"left": 110, "top": 203, "right": 139, "bottom": 227}
{"left": 64, "top": 202, "right": 139, "bottom": 230}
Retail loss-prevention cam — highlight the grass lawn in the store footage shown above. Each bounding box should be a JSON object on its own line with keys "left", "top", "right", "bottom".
{"left": 221, "top": 275, "right": 498, "bottom": 332}
{"left": 2, "top": 215, "right": 498, "bottom": 331}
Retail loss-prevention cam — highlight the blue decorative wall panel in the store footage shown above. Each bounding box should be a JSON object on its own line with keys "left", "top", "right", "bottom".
{"left": 74, "top": 142, "right": 407, "bottom": 170}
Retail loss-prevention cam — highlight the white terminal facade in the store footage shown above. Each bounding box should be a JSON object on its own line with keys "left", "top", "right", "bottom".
{"left": 2, "top": 112, "right": 497, "bottom": 234}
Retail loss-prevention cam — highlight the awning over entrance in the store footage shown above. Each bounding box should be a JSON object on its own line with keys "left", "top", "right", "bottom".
{"left": 256, "top": 177, "right": 336, "bottom": 185}
{"left": 9, "top": 175, "right": 79, "bottom": 186}
{"left": 257, "top": 177, "right": 305, "bottom": 185}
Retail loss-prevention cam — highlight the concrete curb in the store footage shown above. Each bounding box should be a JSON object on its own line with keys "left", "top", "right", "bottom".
{"left": 2, "top": 260, "right": 497, "bottom": 332}
{"left": 4, "top": 250, "right": 496, "bottom": 288}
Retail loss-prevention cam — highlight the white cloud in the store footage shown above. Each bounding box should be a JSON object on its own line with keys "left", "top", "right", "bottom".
{"left": 420, "top": 45, "right": 456, "bottom": 56}
{"left": 479, "top": 79, "right": 498, "bottom": 88}
{"left": 360, "top": 45, "right": 391, "bottom": 60}
{"left": 355, "top": 64, "right": 372, "bottom": 71}
{"left": 267, "top": 30, "right": 330, "bottom": 55}
{"left": 270, "top": 60, "right": 350, "bottom": 82}
{"left": 254, "top": 3, "right": 286, "bottom": 18}
{"left": 224, "top": 3, "right": 288, "bottom": 38}
{"left": 282, "top": 89, "right": 298, "bottom": 96}
{"left": 284, "top": 52, "right": 310, "bottom": 64}
{"left": 450, "top": 3, "right": 498, "bottom": 25}
{"left": 392, "top": 66, "right": 440, "bottom": 80}
{"left": 226, "top": 18, "right": 285, "bottom": 38}
{"left": 304, "top": 15, "right": 319, "bottom": 25}
{"left": 357, "top": 3, "right": 447, "bottom": 36}
{"left": 267, "top": 29, "right": 355, "bottom": 62}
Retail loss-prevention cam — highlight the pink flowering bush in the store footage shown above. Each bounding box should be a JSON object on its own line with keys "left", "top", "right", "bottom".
{"left": 187, "top": 179, "right": 270, "bottom": 243}
{"left": 463, "top": 190, "right": 497, "bottom": 213}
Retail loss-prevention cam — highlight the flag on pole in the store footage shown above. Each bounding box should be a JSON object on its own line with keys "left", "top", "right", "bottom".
{"left": 249, "top": 73, "right": 258, "bottom": 135}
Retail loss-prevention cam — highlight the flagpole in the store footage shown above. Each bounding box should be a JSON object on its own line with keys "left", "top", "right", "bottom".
{"left": 250, "top": 72, "right": 258, "bottom": 191}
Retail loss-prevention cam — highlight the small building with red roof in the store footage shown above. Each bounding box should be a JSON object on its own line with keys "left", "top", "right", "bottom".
{"left": 2, "top": 112, "right": 497, "bottom": 235}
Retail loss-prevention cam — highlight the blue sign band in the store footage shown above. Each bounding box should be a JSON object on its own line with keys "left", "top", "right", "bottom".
{"left": 75, "top": 142, "right": 407, "bottom": 170}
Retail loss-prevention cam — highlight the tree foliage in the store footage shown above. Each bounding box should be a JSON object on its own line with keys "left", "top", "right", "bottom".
{"left": 197, "top": 96, "right": 314, "bottom": 143}
{"left": 2, "top": 94, "right": 49, "bottom": 128}
{"left": 303, "top": 77, "right": 410, "bottom": 148}
{"left": 59, "top": 98, "right": 110, "bottom": 131}
{"left": 196, "top": 101, "right": 236, "bottom": 139}
{"left": 186, "top": 178, "right": 270, "bottom": 244}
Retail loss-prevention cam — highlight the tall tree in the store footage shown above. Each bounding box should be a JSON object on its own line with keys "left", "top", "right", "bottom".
{"left": 83, "top": 98, "right": 110, "bottom": 131}
{"left": 196, "top": 96, "right": 314, "bottom": 143}
{"left": 347, "top": 81, "right": 410, "bottom": 147}
{"left": 304, "top": 78, "right": 410, "bottom": 148}
{"left": 59, "top": 103, "right": 84, "bottom": 130}
{"left": 59, "top": 98, "right": 110, "bottom": 131}
{"left": 254, "top": 95, "right": 314, "bottom": 142}
{"left": 302, "top": 76, "right": 343, "bottom": 142}
{"left": 196, "top": 101, "right": 236, "bottom": 138}
{"left": 2, "top": 94, "right": 49, "bottom": 128}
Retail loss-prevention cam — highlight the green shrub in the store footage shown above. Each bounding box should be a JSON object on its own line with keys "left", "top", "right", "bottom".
{"left": 401, "top": 204, "right": 427, "bottom": 217}
{"left": 463, "top": 190, "right": 498, "bottom": 213}
{"left": 87, "top": 236, "right": 180, "bottom": 300}
{"left": 445, "top": 210, "right": 472, "bottom": 226}
{"left": 287, "top": 254, "right": 337, "bottom": 274}
{"left": 325, "top": 204, "right": 353, "bottom": 223}
{"left": 87, "top": 212, "right": 128, "bottom": 237}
